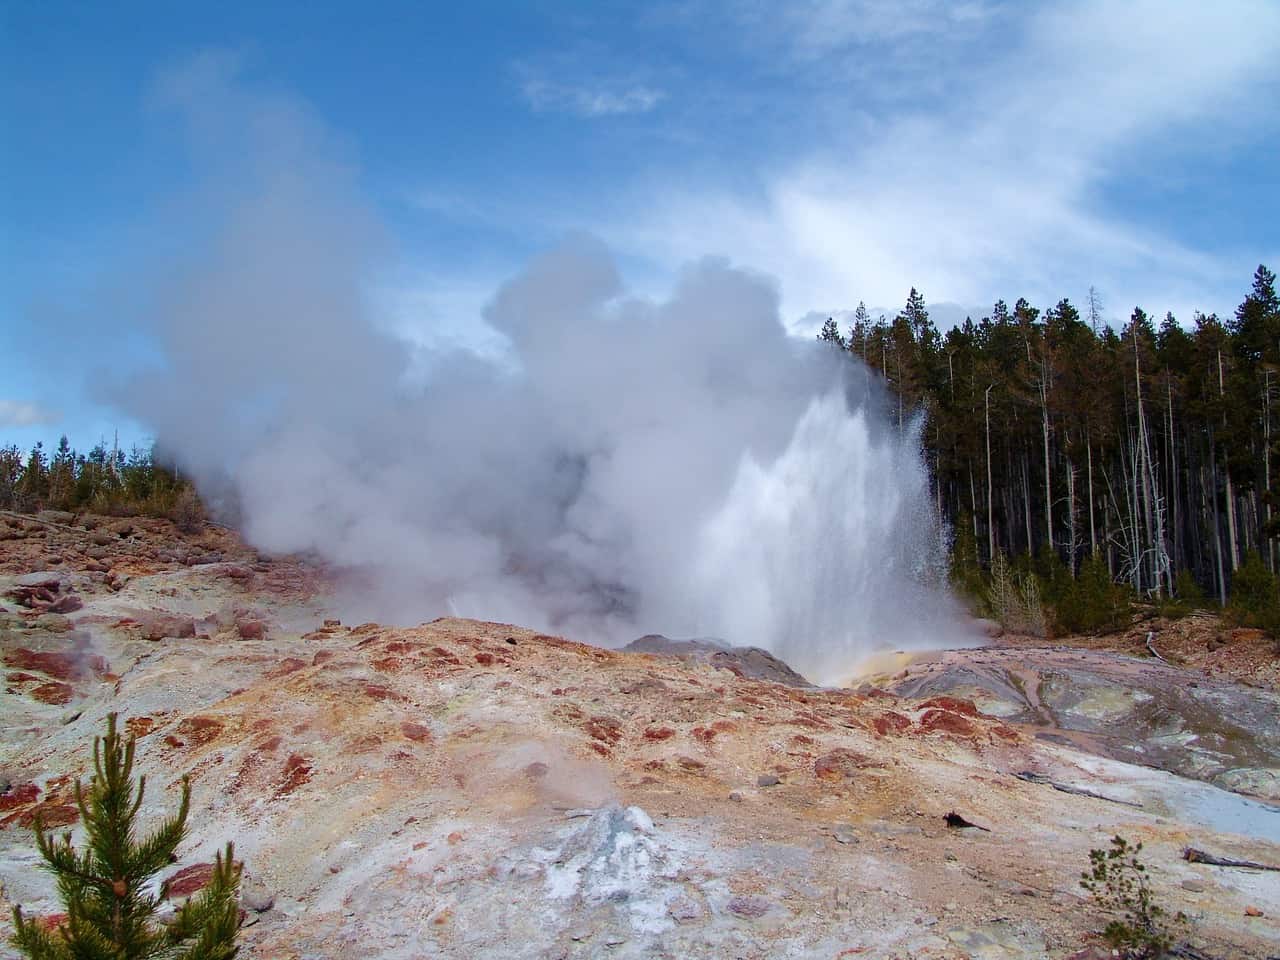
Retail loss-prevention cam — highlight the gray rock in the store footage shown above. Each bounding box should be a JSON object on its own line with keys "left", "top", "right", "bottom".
{"left": 726, "top": 894, "right": 773, "bottom": 919}
{"left": 622, "top": 634, "right": 812, "bottom": 687}
{"left": 1181, "top": 879, "right": 1207, "bottom": 892}
{"left": 241, "top": 881, "right": 275, "bottom": 912}
{"left": 757, "top": 775, "right": 781, "bottom": 787}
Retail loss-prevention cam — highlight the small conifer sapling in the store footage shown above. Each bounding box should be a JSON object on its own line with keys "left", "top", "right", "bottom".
{"left": 10, "top": 713, "right": 242, "bottom": 960}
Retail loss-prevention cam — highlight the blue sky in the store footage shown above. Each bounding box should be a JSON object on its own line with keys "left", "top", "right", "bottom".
{"left": 3, "top": 0, "right": 1279, "bottom": 453}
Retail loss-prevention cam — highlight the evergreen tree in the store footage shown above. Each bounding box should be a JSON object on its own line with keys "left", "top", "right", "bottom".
{"left": 10, "top": 714, "right": 241, "bottom": 960}
{"left": 817, "top": 317, "right": 846, "bottom": 349}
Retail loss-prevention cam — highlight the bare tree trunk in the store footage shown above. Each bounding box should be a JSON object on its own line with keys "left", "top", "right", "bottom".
{"left": 1022, "top": 450, "right": 1033, "bottom": 557}
{"left": 1087, "top": 431, "right": 1096, "bottom": 555}
{"left": 1066, "top": 456, "right": 1078, "bottom": 574}
{"left": 1219, "top": 349, "right": 1240, "bottom": 571}
{"left": 1266, "top": 368, "right": 1274, "bottom": 571}
{"left": 1041, "top": 377, "right": 1053, "bottom": 551}
{"left": 1209, "top": 441, "right": 1227, "bottom": 606}
{"left": 985, "top": 385, "right": 995, "bottom": 563}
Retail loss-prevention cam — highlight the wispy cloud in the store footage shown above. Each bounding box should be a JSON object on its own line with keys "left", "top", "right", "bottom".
{"left": 604, "top": 0, "right": 1280, "bottom": 324}
{"left": 0, "top": 400, "right": 61, "bottom": 428}
{"left": 517, "top": 66, "right": 664, "bottom": 117}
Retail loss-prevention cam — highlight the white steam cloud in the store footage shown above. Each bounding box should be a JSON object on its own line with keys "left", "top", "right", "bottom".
{"left": 97, "top": 56, "right": 971, "bottom": 682}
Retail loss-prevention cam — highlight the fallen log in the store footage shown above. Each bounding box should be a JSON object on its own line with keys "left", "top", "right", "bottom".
{"left": 1145, "top": 631, "right": 1169, "bottom": 664}
{"left": 1015, "top": 770, "right": 1144, "bottom": 808}
{"left": 1182, "top": 847, "right": 1280, "bottom": 871}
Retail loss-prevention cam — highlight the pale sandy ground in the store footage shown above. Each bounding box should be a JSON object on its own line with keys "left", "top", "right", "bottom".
{"left": 1, "top": 513, "right": 1277, "bottom": 958}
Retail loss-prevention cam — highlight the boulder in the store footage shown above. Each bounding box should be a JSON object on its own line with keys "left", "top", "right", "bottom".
{"left": 142, "top": 615, "right": 197, "bottom": 641}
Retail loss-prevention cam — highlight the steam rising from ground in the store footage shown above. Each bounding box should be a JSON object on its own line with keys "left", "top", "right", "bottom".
{"left": 102, "top": 59, "right": 971, "bottom": 682}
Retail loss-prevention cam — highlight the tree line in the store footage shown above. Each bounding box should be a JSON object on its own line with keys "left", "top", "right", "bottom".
{"left": 820, "top": 264, "right": 1280, "bottom": 627}
{"left": 0, "top": 436, "right": 198, "bottom": 522}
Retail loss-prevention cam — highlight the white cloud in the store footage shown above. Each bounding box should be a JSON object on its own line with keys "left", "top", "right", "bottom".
{"left": 518, "top": 67, "right": 665, "bottom": 117}
{"left": 0, "top": 400, "right": 60, "bottom": 428}
{"left": 603, "top": 0, "right": 1280, "bottom": 323}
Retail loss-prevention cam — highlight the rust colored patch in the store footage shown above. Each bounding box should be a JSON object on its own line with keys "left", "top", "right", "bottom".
{"left": 312, "top": 650, "right": 336, "bottom": 665}
{"left": 586, "top": 716, "right": 623, "bottom": 744}
{"left": 918, "top": 696, "right": 980, "bottom": 717}
{"left": 814, "top": 749, "right": 881, "bottom": 781}
{"left": 12, "top": 802, "right": 79, "bottom": 829}
{"left": 990, "top": 724, "right": 1019, "bottom": 741}
{"left": 711, "top": 720, "right": 737, "bottom": 733}
{"left": 691, "top": 726, "right": 717, "bottom": 743}
{"left": 872, "top": 711, "right": 912, "bottom": 736}
{"left": 6, "top": 672, "right": 39, "bottom": 683}
{"left": 791, "top": 711, "right": 833, "bottom": 730}
{"left": 4, "top": 647, "right": 106, "bottom": 681}
{"left": 475, "top": 652, "right": 495, "bottom": 666}
{"left": 675, "top": 756, "right": 705, "bottom": 772}
{"left": 643, "top": 726, "right": 676, "bottom": 741}
{"left": 0, "top": 783, "right": 40, "bottom": 810}
{"left": 164, "top": 735, "right": 184, "bottom": 749}
{"left": 401, "top": 722, "right": 432, "bottom": 743}
{"left": 32, "top": 913, "right": 67, "bottom": 933}
{"left": 918, "top": 708, "right": 979, "bottom": 737}
{"left": 256, "top": 735, "right": 283, "bottom": 752}
{"left": 125, "top": 716, "right": 156, "bottom": 739}
{"left": 266, "top": 658, "right": 307, "bottom": 678}
{"left": 32, "top": 681, "right": 74, "bottom": 705}
{"left": 176, "top": 716, "right": 224, "bottom": 746}
{"left": 589, "top": 741, "right": 612, "bottom": 757}
{"left": 552, "top": 703, "right": 585, "bottom": 722}
{"left": 363, "top": 683, "right": 403, "bottom": 702}
{"left": 791, "top": 734, "right": 815, "bottom": 745}
{"left": 165, "top": 862, "right": 214, "bottom": 897}
{"left": 371, "top": 657, "right": 405, "bottom": 673}
{"left": 275, "top": 754, "right": 313, "bottom": 797}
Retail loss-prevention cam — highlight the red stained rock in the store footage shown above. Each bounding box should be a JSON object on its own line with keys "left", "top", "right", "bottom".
{"left": 371, "top": 657, "right": 405, "bottom": 672}
{"left": 691, "top": 726, "right": 717, "bottom": 743}
{"left": 125, "top": 716, "right": 157, "bottom": 739}
{"left": 46, "top": 594, "right": 83, "bottom": 614}
{"left": 475, "top": 652, "right": 495, "bottom": 666}
{"left": 589, "top": 742, "right": 611, "bottom": 757}
{"left": 676, "top": 756, "right": 705, "bottom": 772}
{"left": 142, "top": 615, "right": 197, "bottom": 641}
{"left": 4, "top": 648, "right": 106, "bottom": 681}
{"left": 918, "top": 708, "right": 979, "bottom": 737}
{"left": 0, "top": 783, "right": 40, "bottom": 810}
{"left": 312, "top": 650, "right": 336, "bottom": 665}
{"left": 918, "top": 696, "right": 980, "bottom": 717}
{"left": 363, "top": 683, "right": 403, "bottom": 702}
{"left": 644, "top": 726, "right": 676, "bottom": 741}
{"left": 165, "top": 862, "right": 214, "bottom": 897}
{"left": 401, "top": 722, "right": 432, "bottom": 743}
{"left": 235, "top": 618, "right": 265, "bottom": 641}
{"left": 164, "top": 735, "right": 184, "bottom": 749}
{"left": 814, "top": 749, "right": 880, "bottom": 781}
{"left": 7, "top": 672, "right": 39, "bottom": 683}
{"left": 221, "top": 565, "right": 252, "bottom": 581}
{"left": 32, "top": 681, "right": 74, "bottom": 705}
{"left": 872, "top": 711, "right": 912, "bottom": 736}
{"left": 586, "top": 716, "right": 623, "bottom": 744}
{"left": 15, "top": 802, "right": 79, "bottom": 829}
{"left": 275, "top": 754, "right": 313, "bottom": 797}
{"left": 266, "top": 658, "right": 306, "bottom": 678}
{"left": 176, "top": 716, "right": 224, "bottom": 746}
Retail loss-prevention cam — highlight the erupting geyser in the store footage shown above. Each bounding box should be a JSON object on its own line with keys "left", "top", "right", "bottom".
{"left": 96, "top": 74, "right": 971, "bottom": 683}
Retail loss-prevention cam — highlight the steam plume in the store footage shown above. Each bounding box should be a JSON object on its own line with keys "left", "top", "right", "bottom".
{"left": 98, "top": 57, "right": 971, "bottom": 682}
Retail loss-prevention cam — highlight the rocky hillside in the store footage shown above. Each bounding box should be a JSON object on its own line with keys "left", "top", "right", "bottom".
{"left": 1, "top": 511, "right": 1277, "bottom": 958}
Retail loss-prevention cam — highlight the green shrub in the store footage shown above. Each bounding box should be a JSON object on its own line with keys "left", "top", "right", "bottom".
{"left": 1054, "top": 551, "right": 1131, "bottom": 634}
{"left": 1226, "top": 550, "right": 1280, "bottom": 636}
{"left": 1080, "top": 835, "right": 1185, "bottom": 957}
